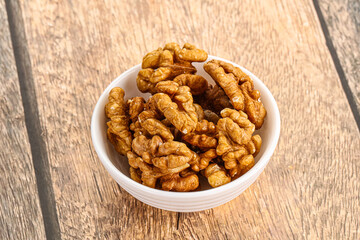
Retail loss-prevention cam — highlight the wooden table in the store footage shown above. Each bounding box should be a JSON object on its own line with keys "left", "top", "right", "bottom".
{"left": 1, "top": 0, "right": 359, "bottom": 239}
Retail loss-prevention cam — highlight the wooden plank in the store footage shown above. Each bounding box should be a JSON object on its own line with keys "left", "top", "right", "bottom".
{"left": 0, "top": 1, "right": 46, "bottom": 239}
{"left": 317, "top": 0, "right": 360, "bottom": 119}
{"left": 17, "top": 0, "right": 360, "bottom": 239}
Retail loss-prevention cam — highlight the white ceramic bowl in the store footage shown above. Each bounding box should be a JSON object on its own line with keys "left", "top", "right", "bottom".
{"left": 91, "top": 55, "right": 280, "bottom": 212}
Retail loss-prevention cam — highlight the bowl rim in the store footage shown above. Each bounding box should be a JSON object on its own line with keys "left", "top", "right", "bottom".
{"left": 91, "top": 55, "right": 281, "bottom": 198}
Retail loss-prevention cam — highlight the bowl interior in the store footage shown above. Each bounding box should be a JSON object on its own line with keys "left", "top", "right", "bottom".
{"left": 92, "top": 56, "right": 278, "bottom": 191}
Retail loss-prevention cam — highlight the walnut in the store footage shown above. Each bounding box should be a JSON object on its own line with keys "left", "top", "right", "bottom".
{"left": 204, "top": 60, "right": 245, "bottom": 110}
{"left": 216, "top": 108, "right": 260, "bottom": 177}
{"left": 229, "top": 154, "right": 255, "bottom": 179}
{"left": 136, "top": 68, "right": 172, "bottom": 94}
{"left": 153, "top": 82, "right": 199, "bottom": 134}
{"left": 132, "top": 135, "right": 195, "bottom": 170}
{"left": 127, "top": 151, "right": 162, "bottom": 188}
{"left": 216, "top": 117, "right": 252, "bottom": 153}
{"left": 220, "top": 108, "right": 255, "bottom": 135}
{"left": 142, "top": 48, "right": 161, "bottom": 69}
{"left": 127, "top": 97, "right": 145, "bottom": 122}
{"left": 203, "top": 163, "right": 231, "bottom": 188}
{"left": 166, "top": 63, "right": 197, "bottom": 79}
{"left": 132, "top": 135, "right": 163, "bottom": 164}
{"left": 163, "top": 42, "right": 180, "bottom": 55}
{"left": 204, "top": 60, "right": 266, "bottom": 129}
{"left": 173, "top": 74, "right": 208, "bottom": 95}
{"left": 105, "top": 87, "right": 132, "bottom": 155}
{"left": 130, "top": 120, "right": 146, "bottom": 138}
{"left": 222, "top": 147, "right": 253, "bottom": 177}
{"left": 189, "top": 149, "right": 217, "bottom": 172}
{"left": 142, "top": 48, "right": 174, "bottom": 69}
{"left": 155, "top": 83, "right": 198, "bottom": 121}
{"left": 164, "top": 42, "right": 208, "bottom": 63}
{"left": 152, "top": 140, "right": 195, "bottom": 170}
{"left": 105, "top": 87, "right": 127, "bottom": 118}
{"left": 176, "top": 43, "right": 208, "bottom": 62}
{"left": 240, "top": 81, "right": 267, "bottom": 129}
{"left": 138, "top": 43, "right": 208, "bottom": 95}
{"left": 182, "top": 133, "right": 217, "bottom": 149}
{"left": 250, "top": 134, "right": 262, "bottom": 157}
{"left": 173, "top": 86, "right": 198, "bottom": 123}
{"left": 152, "top": 91, "right": 197, "bottom": 134}
{"left": 195, "top": 119, "right": 216, "bottom": 134}
{"left": 160, "top": 169, "right": 199, "bottom": 191}
{"left": 107, "top": 116, "right": 132, "bottom": 155}
{"left": 182, "top": 120, "right": 217, "bottom": 149}
{"left": 155, "top": 80, "right": 179, "bottom": 96}
{"left": 138, "top": 110, "right": 174, "bottom": 141}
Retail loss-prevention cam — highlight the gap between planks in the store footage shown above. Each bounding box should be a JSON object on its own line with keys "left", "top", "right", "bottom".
{"left": 313, "top": 0, "right": 360, "bottom": 131}
{"left": 4, "top": 0, "right": 61, "bottom": 239}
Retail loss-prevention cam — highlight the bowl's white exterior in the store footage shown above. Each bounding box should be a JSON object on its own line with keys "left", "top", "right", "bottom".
{"left": 91, "top": 56, "right": 280, "bottom": 212}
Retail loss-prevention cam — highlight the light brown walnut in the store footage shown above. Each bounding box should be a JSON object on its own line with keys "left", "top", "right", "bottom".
{"left": 105, "top": 87, "right": 132, "bottom": 155}
{"left": 138, "top": 110, "right": 174, "bottom": 141}
{"left": 204, "top": 60, "right": 246, "bottom": 110}
{"left": 138, "top": 43, "right": 208, "bottom": 95}
{"left": 195, "top": 119, "right": 216, "bottom": 134}
{"left": 189, "top": 149, "right": 217, "bottom": 172}
{"left": 127, "top": 97, "right": 145, "bottom": 122}
{"left": 155, "top": 80, "right": 180, "bottom": 96}
{"left": 173, "top": 86, "right": 198, "bottom": 122}
{"left": 160, "top": 169, "right": 199, "bottom": 191}
{"left": 182, "top": 133, "right": 217, "bottom": 149}
{"left": 130, "top": 120, "right": 147, "bottom": 138}
{"left": 154, "top": 82, "right": 198, "bottom": 129}
{"left": 127, "top": 151, "right": 162, "bottom": 188}
{"left": 250, "top": 134, "right": 262, "bottom": 157}
{"left": 129, "top": 151, "right": 191, "bottom": 188}
{"left": 164, "top": 42, "right": 208, "bottom": 62}
{"left": 220, "top": 108, "right": 255, "bottom": 135}
{"left": 203, "top": 163, "right": 231, "bottom": 188}
{"left": 132, "top": 135, "right": 163, "bottom": 164}
{"left": 152, "top": 92, "right": 197, "bottom": 134}
{"left": 142, "top": 48, "right": 162, "bottom": 69}
{"left": 204, "top": 60, "right": 266, "bottom": 129}
{"left": 182, "top": 119, "right": 217, "bottom": 149}
{"left": 216, "top": 108, "right": 261, "bottom": 177}
{"left": 132, "top": 135, "right": 195, "bottom": 170}
{"left": 152, "top": 140, "right": 195, "bottom": 170}
{"left": 136, "top": 68, "right": 172, "bottom": 94}
{"left": 107, "top": 116, "right": 132, "bottom": 155}
{"left": 105, "top": 87, "right": 127, "bottom": 118}
{"left": 177, "top": 43, "right": 208, "bottom": 62}
{"left": 240, "top": 81, "right": 267, "bottom": 129}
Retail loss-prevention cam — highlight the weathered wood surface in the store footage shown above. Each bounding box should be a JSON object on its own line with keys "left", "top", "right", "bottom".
{"left": 0, "top": 1, "right": 46, "bottom": 239}
{"left": 318, "top": 0, "right": 360, "bottom": 115}
{"left": 6, "top": 0, "right": 359, "bottom": 239}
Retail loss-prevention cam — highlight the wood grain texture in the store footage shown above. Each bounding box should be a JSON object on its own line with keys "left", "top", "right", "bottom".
{"left": 318, "top": 0, "right": 360, "bottom": 115}
{"left": 15, "top": 0, "right": 360, "bottom": 239}
{"left": 0, "top": 1, "right": 46, "bottom": 239}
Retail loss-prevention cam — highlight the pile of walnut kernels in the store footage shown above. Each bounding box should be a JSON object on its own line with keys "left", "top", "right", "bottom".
{"left": 105, "top": 43, "right": 266, "bottom": 192}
